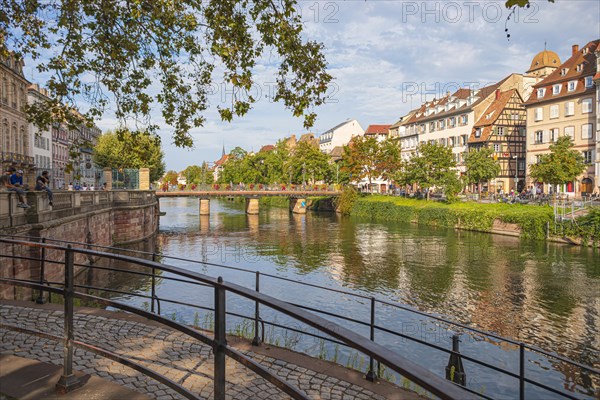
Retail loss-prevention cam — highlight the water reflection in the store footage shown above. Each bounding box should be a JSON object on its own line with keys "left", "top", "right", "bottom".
{"left": 136, "top": 197, "right": 600, "bottom": 397}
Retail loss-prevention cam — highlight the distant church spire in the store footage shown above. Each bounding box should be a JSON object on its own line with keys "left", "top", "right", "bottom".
{"left": 222, "top": 142, "right": 226, "bottom": 157}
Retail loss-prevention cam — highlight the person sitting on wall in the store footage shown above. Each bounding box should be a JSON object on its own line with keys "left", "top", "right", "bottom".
{"left": 2, "top": 167, "right": 30, "bottom": 208}
{"left": 35, "top": 171, "right": 53, "bottom": 206}
{"left": 10, "top": 169, "right": 28, "bottom": 190}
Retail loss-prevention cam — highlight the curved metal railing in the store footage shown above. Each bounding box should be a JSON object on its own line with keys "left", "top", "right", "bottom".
{"left": 0, "top": 237, "right": 474, "bottom": 400}
{"left": 1, "top": 234, "right": 598, "bottom": 399}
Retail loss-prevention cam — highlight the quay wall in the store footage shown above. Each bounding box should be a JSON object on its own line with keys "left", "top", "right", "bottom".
{"left": 0, "top": 191, "right": 159, "bottom": 299}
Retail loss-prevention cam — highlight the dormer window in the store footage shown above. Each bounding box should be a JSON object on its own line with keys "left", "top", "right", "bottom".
{"left": 585, "top": 76, "right": 593, "bottom": 88}
{"left": 552, "top": 84, "right": 561, "bottom": 95}
{"left": 537, "top": 88, "right": 546, "bottom": 98}
{"left": 475, "top": 128, "right": 481, "bottom": 138}
{"left": 560, "top": 68, "right": 568, "bottom": 76}
{"left": 568, "top": 81, "right": 577, "bottom": 92}
{"left": 583, "top": 47, "right": 589, "bottom": 55}
{"left": 576, "top": 63, "right": 583, "bottom": 72}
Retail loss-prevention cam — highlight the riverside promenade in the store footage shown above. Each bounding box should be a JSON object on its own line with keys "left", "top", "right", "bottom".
{"left": 0, "top": 301, "right": 419, "bottom": 400}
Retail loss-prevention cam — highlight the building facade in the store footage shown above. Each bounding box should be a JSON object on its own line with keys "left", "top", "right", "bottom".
{"left": 0, "top": 53, "right": 33, "bottom": 176}
{"left": 27, "top": 85, "right": 53, "bottom": 172}
{"left": 524, "top": 41, "right": 599, "bottom": 196}
{"left": 318, "top": 119, "right": 364, "bottom": 154}
{"left": 468, "top": 89, "right": 527, "bottom": 193}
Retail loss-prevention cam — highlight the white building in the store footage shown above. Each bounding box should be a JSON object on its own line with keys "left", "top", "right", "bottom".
{"left": 318, "top": 119, "right": 364, "bottom": 153}
{"left": 27, "top": 84, "right": 52, "bottom": 171}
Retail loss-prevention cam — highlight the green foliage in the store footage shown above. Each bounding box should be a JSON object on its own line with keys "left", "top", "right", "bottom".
{"left": 289, "top": 141, "right": 331, "bottom": 184}
{"left": 395, "top": 142, "right": 458, "bottom": 200}
{"left": 3, "top": 0, "right": 332, "bottom": 147}
{"left": 529, "top": 136, "right": 587, "bottom": 191}
{"left": 341, "top": 136, "right": 401, "bottom": 186}
{"left": 334, "top": 186, "right": 359, "bottom": 215}
{"left": 464, "top": 147, "right": 501, "bottom": 190}
{"left": 351, "top": 196, "right": 560, "bottom": 241}
{"left": 163, "top": 170, "right": 178, "bottom": 186}
{"left": 93, "top": 128, "right": 165, "bottom": 182}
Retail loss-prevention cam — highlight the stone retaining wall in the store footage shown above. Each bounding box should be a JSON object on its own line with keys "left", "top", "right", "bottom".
{"left": 0, "top": 191, "right": 159, "bottom": 300}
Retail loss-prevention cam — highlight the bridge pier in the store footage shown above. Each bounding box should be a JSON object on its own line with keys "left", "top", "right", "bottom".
{"left": 199, "top": 198, "right": 210, "bottom": 215}
{"left": 245, "top": 197, "right": 259, "bottom": 215}
{"left": 289, "top": 197, "right": 307, "bottom": 214}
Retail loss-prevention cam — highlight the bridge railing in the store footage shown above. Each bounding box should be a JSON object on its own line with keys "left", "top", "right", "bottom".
{"left": 0, "top": 237, "right": 474, "bottom": 400}
{"left": 1, "top": 235, "right": 598, "bottom": 399}
{"left": 0, "top": 190, "right": 157, "bottom": 229}
{"left": 159, "top": 183, "right": 342, "bottom": 192}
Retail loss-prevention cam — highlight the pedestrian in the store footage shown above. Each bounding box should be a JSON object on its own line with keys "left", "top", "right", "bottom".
{"left": 2, "top": 167, "right": 30, "bottom": 208}
{"left": 35, "top": 170, "right": 53, "bottom": 206}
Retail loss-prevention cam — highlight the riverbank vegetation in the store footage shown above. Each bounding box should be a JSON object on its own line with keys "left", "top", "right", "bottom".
{"left": 348, "top": 195, "right": 600, "bottom": 246}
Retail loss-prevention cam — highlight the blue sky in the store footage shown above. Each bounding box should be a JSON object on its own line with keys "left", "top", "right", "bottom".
{"left": 22, "top": 0, "right": 600, "bottom": 171}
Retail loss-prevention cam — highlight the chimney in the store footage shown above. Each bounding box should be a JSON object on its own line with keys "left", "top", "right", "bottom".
{"left": 495, "top": 89, "right": 500, "bottom": 100}
{"left": 572, "top": 44, "right": 579, "bottom": 56}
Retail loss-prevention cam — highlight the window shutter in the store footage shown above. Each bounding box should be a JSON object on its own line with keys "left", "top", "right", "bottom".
{"left": 530, "top": 131, "right": 535, "bottom": 143}
{"left": 543, "top": 130, "right": 549, "bottom": 143}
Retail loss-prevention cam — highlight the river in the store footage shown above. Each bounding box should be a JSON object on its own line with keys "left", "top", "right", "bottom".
{"left": 113, "top": 197, "right": 599, "bottom": 399}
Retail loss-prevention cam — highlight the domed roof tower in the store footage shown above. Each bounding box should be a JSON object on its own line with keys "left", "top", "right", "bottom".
{"left": 527, "top": 48, "right": 561, "bottom": 78}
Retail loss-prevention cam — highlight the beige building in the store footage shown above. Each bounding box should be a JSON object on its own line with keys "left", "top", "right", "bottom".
{"left": 0, "top": 53, "right": 32, "bottom": 175}
{"left": 525, "top": 40, "right": 599, "bottom": 196}
{"left": 594, "top": 48, "right": 600, "bottom": 190}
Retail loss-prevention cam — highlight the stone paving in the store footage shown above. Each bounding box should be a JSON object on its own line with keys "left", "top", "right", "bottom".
{"left": 0, "top": 304, "right": 389, "bottom": 400}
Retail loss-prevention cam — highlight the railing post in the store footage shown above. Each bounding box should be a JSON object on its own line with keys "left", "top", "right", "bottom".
{"left": 56, "top": 245, "right": 83, "bottom": 393}
{"left": 252, "top": 271, "right": 261, "bottom": 346}
{"left": 519, "top": 343, "right": 525, "bottom": 400}
{"left": 365, "top": 297, "right": 377, "bottom": 382}
{"left": 36, "top": 238, "right": 46, "bottom": 304}
{"left": 151, "top": 253, "right": 156, "bottom": 314}
{"left": 214, "top": 276, "right": 227, "bottom": 400}
{"left": 445, "top": 335, "right": 466, "bottom": 386}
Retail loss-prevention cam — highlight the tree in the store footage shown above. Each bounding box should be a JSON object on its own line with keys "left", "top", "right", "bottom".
{"left": 182, "top": 165, "right": 203, "bottom": 185}
{"left": 529, "top": 136, "right": 587, "bottom": 195}
{"left": 3, "top": 1, "right": 333, "bottom": 147}
{"left": 397, "top": 142, "right": 458, "bottom": 200}
{"left": 219, "top": 147, "right": 247, "bottom": 184}
{"left": 464, "top": 146, "right": 501, "bottom": 193}
{"left": 341, "top": 136, "right": 401, "bottom": 189}
{"left": 93, "top": 128, "right": 165, "bottom": 182}
{"left": 163, "top": 170, "right": 179, "bottom": 186}
{"left": 289, "top": 141, "right": 330, "bottom": 184}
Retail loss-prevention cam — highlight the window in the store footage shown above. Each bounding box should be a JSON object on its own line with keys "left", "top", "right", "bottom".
{"left": 519, "top": 127, "right": 526, "bottom": 136}
{"left": 576, "top": 64, "right": 583, "bottom": 72}
{"left": 535, "top": 130, "right": 543, "bottom": 144}
{"left": 550, "top": 105, "right": 559, "bottom": 119}
{"left": 535, "top": 155, "right": 543, "bottom": 164}
{"left": 581, "top": 123, "right": 593, "bottom": 139}
{"left": 565, "top": 101, "right": 575, "bottom": 116}
{"left": 550, "top": 128, "right": 559, "bottom": 142}
{"left": 460, "top": 115, "right": 468, "bottom": 125}
{"left": 582, "top": 151, "right": 593, "bottom": 164}
{"left": 518, "top": 161, "right": 525, "bottom": 171}
{"left": 585, "top": 77, "right": 593, "bottom": 88}
{"left": 429, "top": 122, "right": 436, "bottom": 132}
{"left": 462, "top": 135, "right": 468, "bottom": 145}
{"left": 537, "top": 88, "right": 546, "bottom": 98}
{"left": 582, "top": 98, "right": 593, "bottom": 113}
{"left": 568, "top": 81, "right": 577, "bottom": 92}
{"left": 511, "top": 113, "right": 519, "bottom": 120}
{"left": 564, "top": 126, "right": 575, "bottom": 139}
{"left": 439, "top": 138, "right": 446, "bottom": 146}
{"left": 552, "top": 84, "right": 561, "bottom": 95}
{"left": 534, "top": 107, "right": 543, "bottom": 121}
{"left": 475, "top": 128, "right": 481, "bottom": 138}
{"left": 560, "top": 68, "right": 568, "bottom": 76}
{"left": 494, "top": 143, "right": 501, "bottom": 152}
{"left": 449, "top": 137, "right": 455, "bottom": 147}
{"left": 449, "top": 117, "right": 456, "bottom": 127}
{"left": 439, "top": 119, "right": 445, "bottom": 129}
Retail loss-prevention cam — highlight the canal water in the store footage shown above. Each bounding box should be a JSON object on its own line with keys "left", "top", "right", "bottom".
{"left": 115, "top": 197, "right": 599, "bottom": 399}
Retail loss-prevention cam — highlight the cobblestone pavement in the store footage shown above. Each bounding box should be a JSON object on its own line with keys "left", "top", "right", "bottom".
{"left": 0, "top": 305, "right": 388, "bottom": 400}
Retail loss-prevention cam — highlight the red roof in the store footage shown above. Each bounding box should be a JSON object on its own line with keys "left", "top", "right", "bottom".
{"left": 259, "top": 145, "right": 275, "bottom": 152}
{"left": 526, "top": 40, "right": 600, "bottom": 105}
{"left": 364, "top": 125, "right": 392, "bottom": 135}
{"left": 214, "top": 154, "right": 229, "bottom": 167}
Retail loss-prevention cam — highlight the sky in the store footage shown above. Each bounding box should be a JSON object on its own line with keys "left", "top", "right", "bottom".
{"left": 22, "top": 0, "right": 600, "bottom": 172}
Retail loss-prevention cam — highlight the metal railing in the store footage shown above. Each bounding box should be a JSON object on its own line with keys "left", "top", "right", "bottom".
{"left": 158, "top": 183, "right": 341, "bottom": 193}
{"left": 1, "top": 234, "right": 598, "bottom": 399}
{"left": 0, "top": 237, "right": 474, "bottom": 400}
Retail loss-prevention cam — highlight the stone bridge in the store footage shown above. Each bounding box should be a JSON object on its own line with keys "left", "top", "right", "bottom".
{"left": 156, "top": 190, "right": 341, "bottom": 215}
